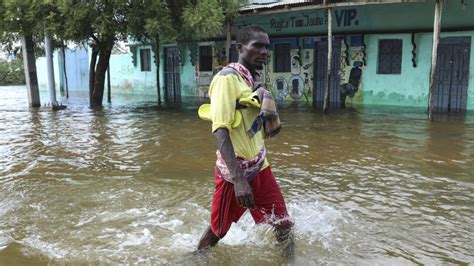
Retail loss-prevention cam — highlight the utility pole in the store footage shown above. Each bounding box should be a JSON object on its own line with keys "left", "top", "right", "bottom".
{"left": 45, "top": 34, "right": 57, "bottom": 106}
{"left": 45, "top": 32, "right": 66, "bottom": 110}
{"left": 323, "top": 5, "right": 333, "bottom": 113}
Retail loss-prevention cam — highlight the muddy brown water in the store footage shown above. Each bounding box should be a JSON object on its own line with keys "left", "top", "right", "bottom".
{"left": 0, "top": 86, "right": 473, "bottom": 264}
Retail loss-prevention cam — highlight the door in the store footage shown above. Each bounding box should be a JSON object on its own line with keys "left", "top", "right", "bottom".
{"left": 433, "top": 37, "right": 471, "bottom": 113}
{"left": 164, "top": 46, "right": 181, "bottom": 102}
{"left": 313, "top": 38, "right": 343, "bottom": 108}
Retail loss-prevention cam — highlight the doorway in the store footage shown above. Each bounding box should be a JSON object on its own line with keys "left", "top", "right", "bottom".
{"left": 313, "top": 38, "right": 343, "bottom": 108}
{"left": 164, "top": 46, "right": 181, "bottom": 102}
{"left": 432, "top": 37, "right": 471, "bottom": 113}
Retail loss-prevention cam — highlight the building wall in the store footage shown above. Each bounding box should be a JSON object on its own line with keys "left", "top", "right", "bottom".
{"left": 179, "top": 46, "right": 197, "bottom": 97}
{"left": 109, "top": 45, "right": 157, "bottom": 95}
{"left": 361, "top": 33, "right": 430, "bottom": 107}
{"left": 61, "top": 48, "right": 89, "bottom": 92}
{"left": 35, "top": 0, "right": 473, "bottom": 110}
{"left": 36, "top": 51, "right": 62, "bottom": 93}
{"left": 235, "top": 0, "right": 473, "bottom": 35}
{"left": 359, "top": 31, "right": 474, "bottom": 108}
{"left": 231, "top": 0, "right": 474, "bottom": 110}
{"left": 265, "top": 37, "right": 315, "bottom": 104}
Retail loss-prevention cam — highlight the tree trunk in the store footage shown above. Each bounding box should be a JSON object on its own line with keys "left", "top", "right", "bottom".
{"left": 91, "top": 45, "right": 112, "bottom": 107}
{"left": 89, "top": 39, "right": 113, "bottom": 108}
{"left": 107, "top": 63, "right": 111, "bottom": 103}
{"left": 22, "top": 35, "right": 41, "bottom": 107}
{"left": 89, "top": 46, "right": 99, "bottom": 105}
{"left": 225, "top": 21, "right": 231, "bottom": 64}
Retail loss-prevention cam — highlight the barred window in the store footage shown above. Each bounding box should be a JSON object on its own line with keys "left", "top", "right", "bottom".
{"left": 274, "top": 43, "right": 291, "bottom": 73}
{"left": 140, "top": 48, "right": 151, "bottom": 72}
{"left": 199, "top": 45, "right": 213, "bottom": 71}
{"left": 377, "top": 39, "right": 402, "bottom": 74}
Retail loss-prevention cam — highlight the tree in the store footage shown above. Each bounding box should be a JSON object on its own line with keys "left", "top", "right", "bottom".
{"left": 1, "top": 0, "right": 247, "bottom": 108}
{"left": 155, "top": 0, "right": 247, "bottom": 104}
{"left": 58, "top": 0, "right": 245, "bottom": 108}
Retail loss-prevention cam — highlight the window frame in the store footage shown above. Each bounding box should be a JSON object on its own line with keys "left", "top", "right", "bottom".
{"left": 377, "top": 39, "right": 403, "bottom": 75}
{"left": 199, "top": 45, "right": 213, "bottom": 72}
{"left": 140, "top": 48, "right": 151, "bottom": 72}
{"left": 273, "top": 43, "right": 291, "bottom": 73}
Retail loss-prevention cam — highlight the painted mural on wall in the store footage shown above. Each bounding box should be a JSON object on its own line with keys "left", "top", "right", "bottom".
{"left": 339, "top": 36, "right": 365, "bottom": 106}
{"left": 190, "top": 36, "right": 366, "bottom": 107}
{"left": 265, "top": 37, "right": 314, "bottom": 104}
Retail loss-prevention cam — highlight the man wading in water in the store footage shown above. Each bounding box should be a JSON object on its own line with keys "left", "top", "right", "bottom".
{"left": 197, "top": 25, "right": 294, "bottom": 256}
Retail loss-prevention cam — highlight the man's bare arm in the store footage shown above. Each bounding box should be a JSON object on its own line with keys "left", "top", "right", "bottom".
{"left": 214, "top": 128, "right": 255, "bottom": 209}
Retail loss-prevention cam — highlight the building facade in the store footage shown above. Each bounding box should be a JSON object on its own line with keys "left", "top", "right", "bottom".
{"left": 37, "top": 0, "right": 474, "bottom": 113}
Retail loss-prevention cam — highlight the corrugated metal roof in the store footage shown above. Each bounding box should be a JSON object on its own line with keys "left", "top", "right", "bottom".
{"left": 240, "top": 0, "right": 314, "bottom": 11}
{"left": 240, "top": 0, "right": 424, "bottom": 12}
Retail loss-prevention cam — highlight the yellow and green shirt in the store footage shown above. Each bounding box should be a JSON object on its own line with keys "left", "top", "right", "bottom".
{"left": 209, "top": 71, "right": 269, "bottom": 170}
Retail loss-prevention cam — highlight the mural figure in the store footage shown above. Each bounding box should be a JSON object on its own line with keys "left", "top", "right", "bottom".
{"left": 273, "top": 77, "right": 288, "bottom": 103}
{"left": 291, "top": 54, "right": 301, "bottom": 75}
{"left": 302, "top": 62, "right": 312, "bottom": 98}
{"left": 288, "top": 75, "right": 304, "bottom": 100}
{"left": 340, "top": 61, "right": 362, "bottom": 107}
{"left": 268, "top": 44, "right": 314, "bottom": 104}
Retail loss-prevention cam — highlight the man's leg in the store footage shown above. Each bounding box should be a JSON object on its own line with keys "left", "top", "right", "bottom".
{"left": 196, "top": 169, "right": 246, "bottom": 252}
{"left": 250, "top": 166, "right": 295, "bottom": 257}
{"left": 197, "top": 226, "right": 220, "bottom": 251}
{"left": 274, "top": 222, "right": 295, "bottom": 257}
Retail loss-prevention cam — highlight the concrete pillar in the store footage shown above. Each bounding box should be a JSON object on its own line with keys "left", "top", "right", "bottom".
{"left": 428, "top": 0, "right": 443, "bottom": 120}
{"left": 45, "top": 34, "right": 57, "bottom": 105}
{"left": 323, "top": 7, "right": 333, "bottom": 113}
{"left": 21, "top": 35, "right": 41, "bottom": 107}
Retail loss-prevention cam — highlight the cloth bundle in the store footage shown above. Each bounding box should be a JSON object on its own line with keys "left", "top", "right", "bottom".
{"left": 225, "top": 63, "right": 281, "bottom": 138}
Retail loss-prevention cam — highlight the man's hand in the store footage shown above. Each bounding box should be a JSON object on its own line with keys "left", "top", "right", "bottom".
{"left": 234, "top": 178, "right": 255, "bottom": 209}
{"left": 213, "top": 128, "right": 255, "bottom": 209}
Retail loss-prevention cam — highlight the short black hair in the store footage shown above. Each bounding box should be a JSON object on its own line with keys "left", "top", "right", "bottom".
{"left": 236, "top": 25, "right": 267, "bottom": 45}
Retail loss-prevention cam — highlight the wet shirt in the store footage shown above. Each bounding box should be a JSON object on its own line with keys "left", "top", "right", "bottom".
{"left": 209, "top": 70, "right": 269, "bottom": 170}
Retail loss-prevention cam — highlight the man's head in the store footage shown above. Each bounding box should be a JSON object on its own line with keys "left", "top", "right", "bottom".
{"left": 236, "top": 25, "right": 270, "bottom": 72}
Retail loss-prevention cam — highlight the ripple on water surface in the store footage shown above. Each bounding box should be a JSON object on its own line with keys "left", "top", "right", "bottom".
{"left": 0, "top": 86, "right": 473, "bottom": 264}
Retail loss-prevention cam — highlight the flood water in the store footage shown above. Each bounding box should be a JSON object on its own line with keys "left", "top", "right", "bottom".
{"left": 0, "top": 86, "right": 473, "bottom": 265}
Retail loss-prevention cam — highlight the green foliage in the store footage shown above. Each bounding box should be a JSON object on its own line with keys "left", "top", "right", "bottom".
{"left": 0, "top": 0, "right": 247, "bottom": 106}
{"left": 1, "top": 0, "right": 248, "bottom": 48}
{"left": 0, "top": 59, "right": 25, "bottom": 85}
{"left": 221, "top": 0, "right": 249, "bottom": 22}
{"left": 182, "top": 0, "right": 225, "bottom": 38}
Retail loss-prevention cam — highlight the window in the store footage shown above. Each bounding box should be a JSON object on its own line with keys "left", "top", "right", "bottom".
{"left": 377, "top": 39, "right": 402, "bottom": 74}
{"left": 199, "top": 45, "right": 213, "bottom": 71}
{"left": 140, "top": 48, "right": 151, "bottom": 72}
{"left": 274, "top": 43, "right": 291, "bottom": 72}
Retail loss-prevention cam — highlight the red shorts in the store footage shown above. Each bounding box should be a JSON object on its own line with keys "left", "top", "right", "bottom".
{"left": 210, "top": 166, "right": 292, "bottom": 238}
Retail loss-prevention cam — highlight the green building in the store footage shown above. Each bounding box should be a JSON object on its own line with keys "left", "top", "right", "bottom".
{"left": 150, "top": 0, "right": 472, "bottom": 113}
{"left": 47, "top": 0, "right": 471, "bottom": 113}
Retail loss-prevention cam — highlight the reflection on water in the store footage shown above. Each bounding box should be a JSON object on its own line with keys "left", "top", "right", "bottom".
{"left": 0, "top": 86, "right": 473, "bottom": 264}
